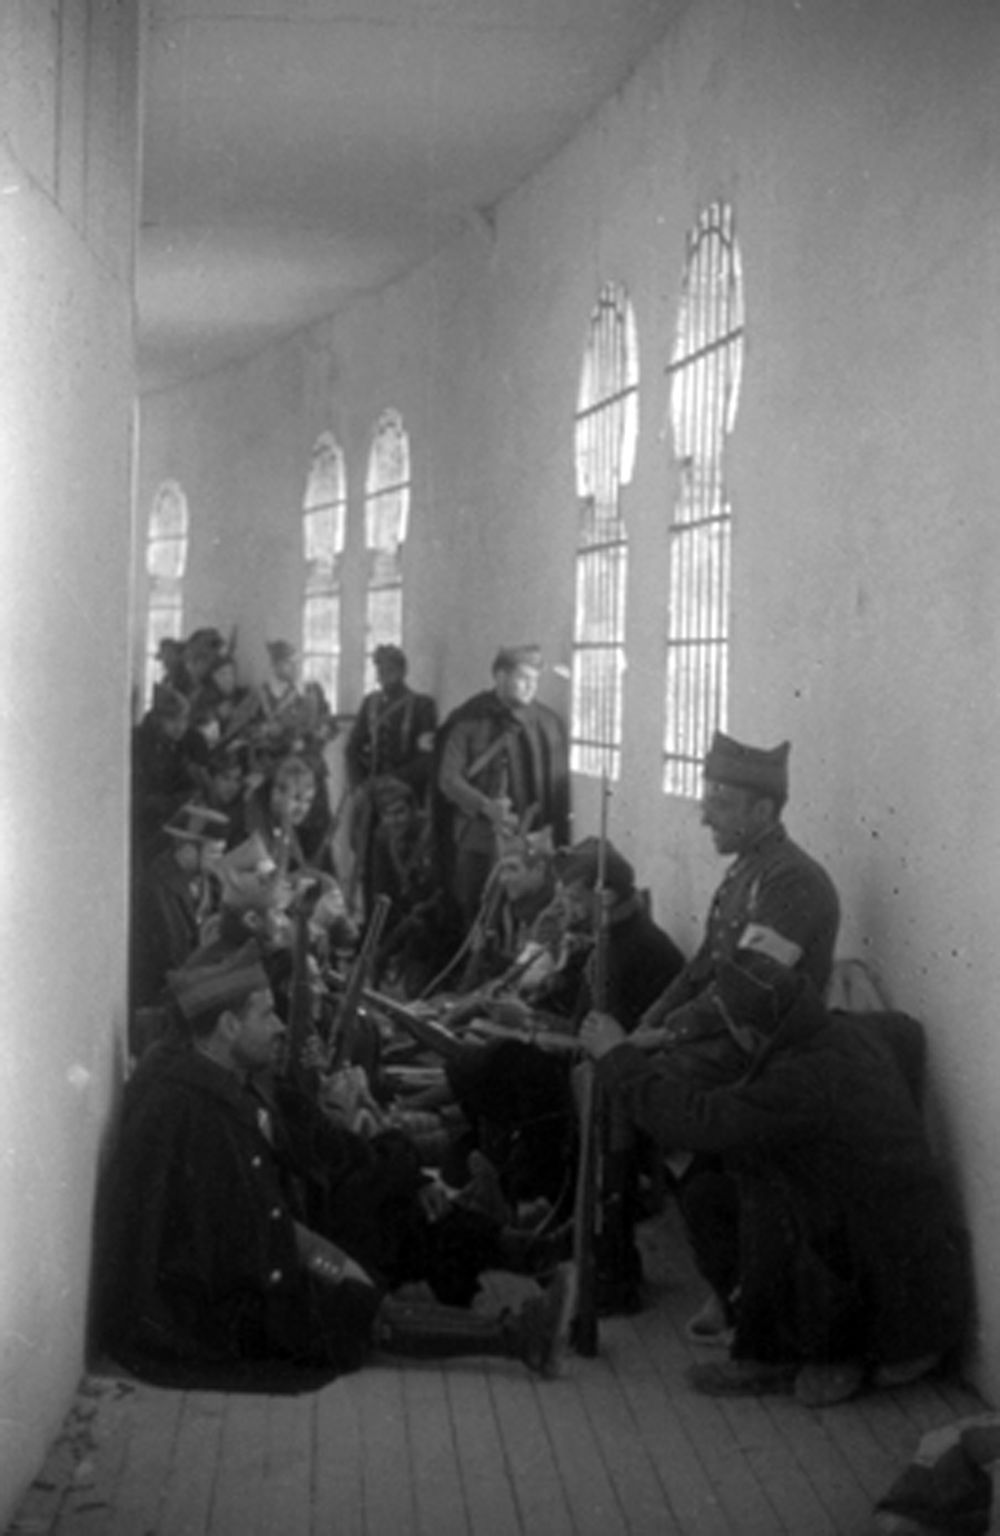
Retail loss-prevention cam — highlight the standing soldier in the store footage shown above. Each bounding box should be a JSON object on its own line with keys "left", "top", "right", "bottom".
{"left": 436, "top": 645, "right": 570, "bottom": 933}
{"left": 344, "top": 645, "right": 438, "bottom": 917}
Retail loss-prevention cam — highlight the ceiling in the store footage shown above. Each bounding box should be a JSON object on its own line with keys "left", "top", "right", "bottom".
{"left": 139, "top": 0, "right": 677, "bottom": 393}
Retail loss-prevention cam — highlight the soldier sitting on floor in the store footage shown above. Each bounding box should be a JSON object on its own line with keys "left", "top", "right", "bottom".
{"left": 98, "top": 944, "right": 577, "bottom": 1392}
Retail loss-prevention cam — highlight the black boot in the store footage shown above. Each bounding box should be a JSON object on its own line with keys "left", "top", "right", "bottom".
{"left": 374, "top": 1263, "right": 577, "bottom": 1379}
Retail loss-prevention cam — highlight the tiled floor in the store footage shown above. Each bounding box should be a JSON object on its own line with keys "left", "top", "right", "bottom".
{"left": 7, "top": 1211, "right": 985, "bottom": 1536}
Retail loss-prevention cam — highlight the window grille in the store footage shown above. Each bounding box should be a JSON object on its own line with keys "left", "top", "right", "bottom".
{"left": 302, "top": 433, "right": 347, "bottom": 708}
{"left": 144, "top": 480, "right": 189, "bottom": 706}
{"left": 663, "top": 202, "right": 745, "bottom": 797}
{"left": 571, "top": 281, "right": 638, "bottom": 781}
{"left": 363, "top": 409, "right": 410, "bottom": 692}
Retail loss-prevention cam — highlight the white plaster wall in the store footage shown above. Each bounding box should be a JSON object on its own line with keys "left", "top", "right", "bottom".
{"left": 138, "top": 0, "right": 1000, "bottom": 1402}
{"left": 0, "top": 5, "right": 140, "bottom": 1522}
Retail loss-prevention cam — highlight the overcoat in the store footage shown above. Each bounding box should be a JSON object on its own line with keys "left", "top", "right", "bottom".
{"left": 595, "top": 985, "right": 967, "bottom": 1367}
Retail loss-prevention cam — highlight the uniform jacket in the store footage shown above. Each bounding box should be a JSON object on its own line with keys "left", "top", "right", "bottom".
{"left": 98, "top": 1049, "right": 376, "bottom": 1388}
{"left": 573, "top": 897, "right": 687, "bottom": 1032}
{"left": 345, "top": 685, "right": 438, "bottom": 794}
{"left": 435, "top": 689, "right": 570, "bottom": 858}
{"left": 657, "top": 824, "right": 840, "bottom": 1015}
{"left": 130, "top": 715, "right": 208, "bottom": 857}
{"left": 130, "top": 848, "right": 202, "bottom": 1007}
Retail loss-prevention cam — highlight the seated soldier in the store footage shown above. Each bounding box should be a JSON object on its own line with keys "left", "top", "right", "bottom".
{"left": 131, "top": 684, "right": 211, "bottom": 862}
{"left": 552, "top": 839, "right": 686, "bottom": 1030}
{"left": 446, "top": 825, "right": 563, "bottom": 997}
{"left": 221, "top": 754, "right": 355, "bottom": 961}
{"left": 580, "top": 950, "right": 968, "bottom": 1406}
{"left": 98, "top": 943, "right": 577, "bottom": 1391}
{"left": 201, "top": 745, "right": 250, "bottom": 849}
{"left": 366, "top": 775, "right": 455, "bottom": 996}
{"left": 403, "top": 840, "right": 685, "bottom": 1304}
{"left": 130, "top": 803, "right": 228, "bottom": 1011}
{"left": 630, "top": 729, "right": 842, "bottom": 1344}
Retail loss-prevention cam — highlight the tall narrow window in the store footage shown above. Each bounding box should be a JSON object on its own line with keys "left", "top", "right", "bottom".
{"left": 302, "top": 432, "right": 347, "bottom": 708}
{"left": 144, "top": 480, "right": 189, "bottom": 705}
{"left": 363, "top": 409, "right": 410, "bottom": 691}
{"left": 663, "top": 202, "right": 745, "bottom": 796}
{"left": 571, "top": 282, "right": 638, "bottom": 781}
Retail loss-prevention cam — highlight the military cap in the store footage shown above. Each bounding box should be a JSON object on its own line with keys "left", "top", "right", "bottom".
{"left": 372, "top": 643, "right": 407, "bottom": 669}
{"left": 151, "top": 683, "right": 190, "bottom": 719}
{"left": 167, "top": 940, "right": 270, "bottom": 1023}
{"left": 267, "top": 639, "right": 298, "bottom": 664}
{"left": 704, "top": 730, "right": 790, "bottom": 798}
{"left": 372, "top": 774, "right": 415, "bottom": 810}
{"left": 492, "top": 643, "right": 543, "bottom": 673}
{"left": 554, "top": 836, "right": 635, "bottom": 898}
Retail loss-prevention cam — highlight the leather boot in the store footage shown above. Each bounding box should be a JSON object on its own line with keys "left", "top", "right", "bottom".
{"left": 375, "top": 1263, "right": 577, "bottom": 1378}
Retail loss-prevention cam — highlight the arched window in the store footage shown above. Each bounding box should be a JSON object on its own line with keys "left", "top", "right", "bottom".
{"left": 663, "top": 201, "right": 745, "bottom": 796}
{"left": 144, "top": 480, "right": 189, "bottom": 705}
{"left": 363, "top": 409, "right": 410, "bottom": 692}
{"left": 571, "top": 281, "right": 638, "bottom": 781}
{"left": 302, "top": 432, "right": 347, "bottom": 708}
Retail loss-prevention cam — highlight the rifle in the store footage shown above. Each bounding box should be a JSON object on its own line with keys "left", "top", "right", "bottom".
{"left": 328, "top": 894, "right": 392, "bottom": 1069}
{"left": 571, "top": 773, "right": 613, "bottom": 1358}
{"left": 357, "top": 986, "right": 470, "bottom": 1064}
{"left": 283, "top": 880, "right": 325, "bottom": 1098}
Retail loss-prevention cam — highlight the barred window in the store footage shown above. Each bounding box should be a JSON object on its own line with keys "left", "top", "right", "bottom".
{"left": 144, "top": 480, "right": 189, "bottom": 706}
{"left": 363, "top": 409, "right": 410, "bottom": 692}
{"left": 571, "top": 281, "right": 638, "bottom": 780}
{"left": 301, "top": 433, "right": 347, "bottom": 708}
{"left": 663, "top": 202, "right": 745, "bottom": 796}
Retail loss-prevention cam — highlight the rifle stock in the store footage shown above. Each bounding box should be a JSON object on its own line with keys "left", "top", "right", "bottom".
{"left": 358, "top": 987, "right": 469, "bottom": 1064}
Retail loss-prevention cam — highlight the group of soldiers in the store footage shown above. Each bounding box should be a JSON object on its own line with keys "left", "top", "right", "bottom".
{"left": 116, "top": 630, "right": 970, "bottom": 1465}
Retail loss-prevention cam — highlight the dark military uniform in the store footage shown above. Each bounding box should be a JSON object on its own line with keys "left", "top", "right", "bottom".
{"left": 345, "top": 686, "right": 438, "bottom": 798}
{"left": 98, "top": 1049, "right": 378, "bottom": 1388}
{"left": 595, "top": 982, "right": 967, "bottom": 1371}
{"left": 653, "top": 824, "right": 840, "bottom": 1018}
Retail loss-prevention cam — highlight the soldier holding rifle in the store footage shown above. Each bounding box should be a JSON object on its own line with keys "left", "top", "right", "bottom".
{"left": 436, "top": 645, "right": 570, "bottom": 932}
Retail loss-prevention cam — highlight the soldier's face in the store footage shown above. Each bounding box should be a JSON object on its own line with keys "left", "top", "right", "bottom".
{"left": 212, "top": 765, "right": 243, "bottom": 804}
{"left": 496, "top": 664, "right": 540, "bottom": 707}
{"left": 230, "top": 988, "right": 286, "bottom": 1072}
{"left": 700, "top": 780, "right": 769, "bottom": 857}
{"left": 160, "top": 711, "right": 189, "bottom": 742}
{"left": 555, "top": 878, "right": 597, "bottom": 933}
{"left": 271, "top": 775, "right": 315, "bottom": 826}
{"left": 380, "top": 797, "right": 413, "bottom": 837}
{"left": 376, "top": 660, "right": 406, "bottom": 692}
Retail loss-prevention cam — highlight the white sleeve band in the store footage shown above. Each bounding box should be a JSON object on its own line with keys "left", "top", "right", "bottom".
{"left": 738, "top": 923, "right": 803, "bottom": 968}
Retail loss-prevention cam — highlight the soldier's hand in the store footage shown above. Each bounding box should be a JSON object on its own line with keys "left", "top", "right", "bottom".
{"left": 485, "top": 796, "right": 514, "bottom": 828}
{"left": 418, "top": 1178, "right": 453, "bottom": 1224}
{"left": 637, "top": 990, "right": 672, "bottom": 1033}
{"left": 628, "top": 1024, "right": 669, "bottom": 1052}
{"left": 579, "top": 1010, "right": 626, "bottom": 1060}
